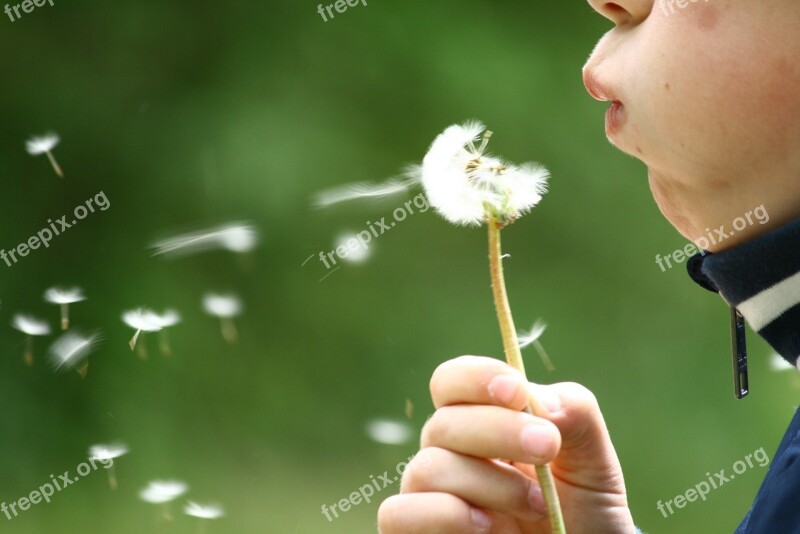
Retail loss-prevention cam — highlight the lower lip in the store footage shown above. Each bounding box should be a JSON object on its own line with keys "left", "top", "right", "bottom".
{"left": 605, "top": 101, "right": 625, "bottom": 136}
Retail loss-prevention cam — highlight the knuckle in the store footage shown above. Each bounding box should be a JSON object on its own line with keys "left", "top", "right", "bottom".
{"left": 377, "top": 496, "right": 403, "bottom": 531}
{"left": 419, "top": 411, "right": 444, "bottom": 448}
{"left": 559, "top": 381, "right": 600, "bottom": 412}
{"left": 400, "top": 447, "right": 444, "bottom": 492}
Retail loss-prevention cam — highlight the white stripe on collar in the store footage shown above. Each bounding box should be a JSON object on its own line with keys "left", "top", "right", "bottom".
{"left": 737, "top": 271, "right": 800, "bottom": 331}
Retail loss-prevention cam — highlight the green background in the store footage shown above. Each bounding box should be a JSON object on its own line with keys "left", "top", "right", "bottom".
{"left": 1, "top": 1, "right": 797, "bottom": 532}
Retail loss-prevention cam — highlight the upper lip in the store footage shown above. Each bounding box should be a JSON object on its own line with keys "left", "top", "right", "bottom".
{"left": 582, "top": 70, "right": 619, "bottom": 103}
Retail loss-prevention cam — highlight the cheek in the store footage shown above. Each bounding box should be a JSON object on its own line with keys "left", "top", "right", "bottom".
{"left": 637, "top": 4, "right": 800, "bottom": 175}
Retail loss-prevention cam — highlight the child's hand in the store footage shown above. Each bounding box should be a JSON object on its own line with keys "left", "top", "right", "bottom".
{"left": 378, "top": 356, "right": 636, "bottom": 533}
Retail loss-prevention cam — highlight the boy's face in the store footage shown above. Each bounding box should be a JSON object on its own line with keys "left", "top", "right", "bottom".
{"left": 584, "top": 0, "right": 800, "bottom": 249}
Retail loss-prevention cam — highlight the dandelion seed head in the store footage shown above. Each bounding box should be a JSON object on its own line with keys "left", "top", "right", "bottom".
{"left": 139, "top": 480, "right": 188, "bottom": 504}
{"left": 184, "top": 501, "right": 225, "bottom": 519}
{"left": 365, "top": 418, "right": 414, "bottom": 445}
{"left": 44, "top": 287, "right": 86, "bottom": 304}
{"left": 122, "top": 309, "right": 163, "bottom": 332}
{"left": 11, "top": 314, "right": 51, "bottom": 336}
{"left": 48, "top": 331, "right": 100, "bottom": 371}
{"left": 89, "top": 443, "right": 129, "bottom": 461}
{"left": 420, "top": 121, "right": 549, "bottom": 226}
{"left": 26, "top": 132, "right": 60, "bottom": 155}
{"left": 202, "top": 294, "right": 242, "bottom": 318}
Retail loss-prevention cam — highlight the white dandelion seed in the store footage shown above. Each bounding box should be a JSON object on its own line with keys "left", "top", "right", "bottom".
{"left": 365, "top": 418, "right": 414, "bottom": 445}
{"left": 26, "top": 132, "right": 64, "bottom": 178}
{"left": 518, "top": 319, "right": 555, "bottom": 372}
{"left": 44, "top": 286, "right": 86, "bottom": 330}
{"left": 418, "top": 120, "right": 549, "bottom": 227}
{"left": 150, "top": 222, "right": 259, "bottom": 258}
{"left": 312, "top": 173, "right": 420, "bottom": 208}
{"left": 140, "top": 480, "right": 188, "bottom": 521}
{"left": 202, "top": 293, "right": 242, "bottom": 344}
{"left": 334, "top": 233, "right": 372, "bottom": 264}
{"left": 11, "top": 314, "right": 51, "bottom": 366}
{"left": 122, "top": 308, "right": 162, "bottom": 357}
{"left": 48, "top": 331, "right": 100, "bottom": 378}
{"left": 140, "top": 480, "right": 188, "bottom": 504}
{"left": 88, "top": 443, "right": 129, "bottom": 490}
{"left": 147, "top": 309, "right": 181, "bottom": 357}
{"left": 184, "top": 501, "right": 225, "bottom": 520}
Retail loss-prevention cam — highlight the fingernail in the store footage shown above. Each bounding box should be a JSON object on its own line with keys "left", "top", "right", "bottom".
{"left": 528, "top": 483, "right": 547, "bottom": 515}
{"left": 520, "top": 424, "right": 554, "bottom": 460}
{"left": 470, "top": 507, "right": 492, "bottom": 530}
{"left": 488, "top": 374, "right": 522, "bottom": 405}
{"left": 528, "top": 384, "right": 561, "bottom": 414}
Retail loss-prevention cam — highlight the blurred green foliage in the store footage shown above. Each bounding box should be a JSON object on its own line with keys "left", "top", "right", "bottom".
{"left": 1, "top": 1, "right": 798, "bottom": 532}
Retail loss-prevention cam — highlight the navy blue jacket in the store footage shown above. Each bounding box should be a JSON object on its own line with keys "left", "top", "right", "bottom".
{"left": 687, "top": 219, "right": 800, "bottom": 532}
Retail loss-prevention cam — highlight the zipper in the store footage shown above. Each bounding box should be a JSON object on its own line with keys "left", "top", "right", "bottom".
{"left": 730, "top": 305, "right": 749, "bottom": 399}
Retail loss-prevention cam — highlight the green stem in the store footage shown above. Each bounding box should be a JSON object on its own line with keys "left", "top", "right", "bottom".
{"left": 488, "top": 217, "right": 566, "bottom": 533}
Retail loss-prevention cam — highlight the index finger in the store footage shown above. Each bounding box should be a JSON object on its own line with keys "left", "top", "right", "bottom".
{"left": 430, "top": 355, "right": 559, "bottom": 412}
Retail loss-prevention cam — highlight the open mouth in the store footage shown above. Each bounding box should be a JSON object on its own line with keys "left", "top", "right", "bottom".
{"left": 582, "top": 70, "right": 626, "bottom": 137}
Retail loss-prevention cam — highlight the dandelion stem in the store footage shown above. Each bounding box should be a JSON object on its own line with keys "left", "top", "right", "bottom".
{"left": 46, "top": 151, "right": 63, "bottom": 178}
{"left": 24, "top": 336, "right": 33, "bottom": 366}
{"left": 534, "top": 339, "right": 556, "bottom": 372}
{"left": 159, "top": 331, "right": 172, "bottom": 357}
{"left": 61, "top": 303, "right": 69, "bottom": 330}
{"left": 107, "top": 465, "right": 117, "bottom": 490}
{"left": 129, "top": 329, "right": 141, "bottom": 351}
{"left": 487, "top": 216, "right": 566, "bottom": 534}
{"left": 220, "top": 318, "right": 238, "bottom": 344}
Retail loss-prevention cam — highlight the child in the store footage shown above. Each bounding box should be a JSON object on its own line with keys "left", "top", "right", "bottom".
{"left": 378, "top": 1, "right": 800, "bottom": 532}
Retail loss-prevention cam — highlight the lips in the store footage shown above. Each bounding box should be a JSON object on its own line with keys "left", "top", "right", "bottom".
{"left": 582, "top": 70, "right": 626, "bottom": 136}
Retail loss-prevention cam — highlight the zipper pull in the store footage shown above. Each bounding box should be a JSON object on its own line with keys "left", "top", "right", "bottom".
{"left": 730, "top": 306, "right": 748, "bottom": 399}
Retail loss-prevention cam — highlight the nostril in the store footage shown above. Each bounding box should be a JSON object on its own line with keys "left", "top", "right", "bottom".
{"left": 601, "top": 2, "right": 633, "bottom": 24}
{"left": 603, "top": 3, "right": 626, "bottom": 15}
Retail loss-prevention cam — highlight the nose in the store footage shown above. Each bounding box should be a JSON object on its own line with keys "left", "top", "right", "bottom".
{"left": 586, "top": 0, "right": 653, "bottom": 26}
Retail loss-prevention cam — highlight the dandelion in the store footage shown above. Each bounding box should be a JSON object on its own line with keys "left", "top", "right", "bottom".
{"left": 88, "top": 443, "right": 129, "bottom": 490}
{"left": 11, "top": 314, "right": 51, "bottom": 366}
{"left": 26, "top": 132, "right": 64, "bottom": 178}
{"left": 365, "top": 418, "right": 413, "bottom": 445}
{"left": 48, "top": 330, "right": 100, "bottom": 378}
{"left": 202, "top": 293, "right": 242, "bottom": 344}
{"left": 44, "top": 286, "right": 86, "bottom": 330}
{"left": 185, "top": 501, "right": 224, "bottom": 533}
{"left": 122, "top": 308, "right": 162, "bottom": 358}
{"left": 147, "top": 309, "right": 181, "bottom": 356}
{"left": 415, "top": 121, "right": 564, "bottom": 532}
{"left": 140, "top": 480, "right": 188, "bottom": 521}
{"left": 416, "top": 120, "right": 548, "bottom": 226}
{"left": 518, "top": 319, "right": 556, "bottom": 371}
